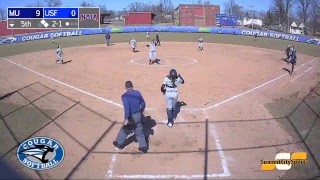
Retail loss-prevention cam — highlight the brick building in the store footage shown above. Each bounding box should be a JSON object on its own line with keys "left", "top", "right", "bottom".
{"left": 174, "top": 4, "right": 220, "bottom": 26}
{"left": 123, "top": 12, "right": 156, "bottom": 25}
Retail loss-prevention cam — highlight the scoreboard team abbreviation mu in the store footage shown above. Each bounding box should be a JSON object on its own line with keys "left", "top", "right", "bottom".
{"left": 7, "top": 7, "right": 100, "bottom": 29}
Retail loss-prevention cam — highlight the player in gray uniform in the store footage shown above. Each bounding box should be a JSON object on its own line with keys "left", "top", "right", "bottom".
{"left": 56, "top": 46, "right": 63, "bottom": 64}
{"left": 51, "top": 36, "right": 55, "bottom": 43}
{"left": 146, "top": 31, "right": 150, "bottom": 39}
{"left": 148, "top": 39, "right": 158, "bottom": 65}
{"left": 198, "top": 36, "right": 204, "bottom": 51}
{"left": 161, "top": 69, "right": 185, "bottom": 127}
{"left": 129, "top": 37, "right": 137, "bottom": 52}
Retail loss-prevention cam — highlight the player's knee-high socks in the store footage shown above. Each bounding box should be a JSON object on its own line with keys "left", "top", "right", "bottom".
{"left": 291, "top": 63, "right": 295, "bottom": 75}
{"left": 167, "top": 109, "right": 174, "bottom": 126}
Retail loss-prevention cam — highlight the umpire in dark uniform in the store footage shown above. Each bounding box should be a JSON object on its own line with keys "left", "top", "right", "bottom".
{"left": 113, "top": 81, "right": 148, "bottom": 153}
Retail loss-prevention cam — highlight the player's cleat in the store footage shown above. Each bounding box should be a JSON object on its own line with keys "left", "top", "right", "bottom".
{"left": 138, "top": 147, "right": 148, "bottom": 153}
{"left": 56, "top": 60, "right": 59, "bottom": 63}
{"left": 167, "top": 122, "right": 173, "bottom": 127}
{"left": 113, "top": 141, "right": 125, "bottom": 149}
{"left": 61, "top": 60, "right": 64, "bottom": 64}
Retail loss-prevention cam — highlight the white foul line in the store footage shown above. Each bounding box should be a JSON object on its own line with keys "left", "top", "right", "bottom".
{"left": 203, "top": 110, "right": 231, "bottom": 177}
{"left": 203, "top": 57, "right": 319, "bottom": 111}
{"left": 290, "top": 66, "right": 313, "bottom": 82}
{"left": 107, "top": 149, "right": 119, "bottom": 178}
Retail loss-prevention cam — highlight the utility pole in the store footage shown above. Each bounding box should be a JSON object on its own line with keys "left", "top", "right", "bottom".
{"left": 203, "top": 1, "right": 205, "bottom": 26}
{"left": 287, "top": 8, "right": 290, "bottom": 33}
{"left": 249, "top": 5, "right": 254, "bottom": 29}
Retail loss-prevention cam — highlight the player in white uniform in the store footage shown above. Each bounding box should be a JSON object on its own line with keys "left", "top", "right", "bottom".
{"left": 51, "top": 36, "right": 55, "bottom": 43}
{"left": 56, "top": 46, "right": 63, "bottom": 64}
{"left": 129, "top": 37, "right": 137, "bottom": 52}
{"left": 160, "top": 69, "right": 185, "bottom": 127}
{"left": 198, "top": 36, "right": 204, "bottom": 51}
{"left": 146, "top": 31, "right": 150, "bottom": 39}
{"left": 148, "top": 39, "right": 158, "bottom": 65}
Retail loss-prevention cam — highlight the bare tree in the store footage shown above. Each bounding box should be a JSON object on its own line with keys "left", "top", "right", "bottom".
{"left": 197, "top": 0, "right": 202, "bottom": 4}
{"left": 296, "top": 0, "right": 312, "bottom": 25}
{"left": 264, "top": 10, "right": 276, "bottom": 25}
{"left": 127, "top": 2, "right": 150, "bottom": 12}
{"left": 204, "top": 0, "right": 211, "bottom": 5}
{"left": 80, "top": 1, "right": 93, "bottom": 7}
{"left": 0, "top": 8, "right": 6, "bottom": 21}
{"left": 26, "top": 0, "right": 45, "bottom": 7}
{"left": 223, "top": 0, "right": 238, "bottom": 14}
{"left": 160, "top": 0, "right": 174, "bottom": 12}
{"left": 271, "top": 0, "right": 286, "bottom": 27}
{"left": 284, "top": 0, "right": 294, "bottom": 32}
{"left": 309, "top": 0, "right": 320, "bottom": 34}
{"left": 44, "top": 0, "right": 62, "bottom": 7}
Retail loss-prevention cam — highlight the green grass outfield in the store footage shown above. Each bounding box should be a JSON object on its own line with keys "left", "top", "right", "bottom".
{"left": 0, "top": 32, "right": 319, "bottom": 57}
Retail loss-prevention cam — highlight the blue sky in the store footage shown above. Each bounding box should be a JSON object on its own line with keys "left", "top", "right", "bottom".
{"left": 1, "top": 0, "right": 271, "bottom": 12}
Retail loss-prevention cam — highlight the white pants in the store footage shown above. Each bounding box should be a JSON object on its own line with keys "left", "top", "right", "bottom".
{"left": 199, "top": 42, "right": 203, "bottom": 48}
{"left": 131, "top": 44, "right": 136, "bottom": 49}
{"left": 149, "top": 51, "right": 156, "bottom": 59}
{"left": 165, "top": 91, "right": 178, "bottom": 109}
{"left": 57, "top": 54, "right": 63, "bottom": 61}
{"left": 146, "top": 35, "right": 149, "bottom": 39}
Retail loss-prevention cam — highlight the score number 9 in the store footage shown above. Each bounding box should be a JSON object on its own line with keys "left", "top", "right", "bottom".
{"left": 35, "top": 10, "right": 76, "bottom": 17}
{"left": 36, "top": 10, "right": 41, "bottom": 17}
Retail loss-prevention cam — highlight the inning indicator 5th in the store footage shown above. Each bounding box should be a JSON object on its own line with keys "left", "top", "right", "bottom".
{"left": 7, "top": 7, "right": 100, "bottom": 29}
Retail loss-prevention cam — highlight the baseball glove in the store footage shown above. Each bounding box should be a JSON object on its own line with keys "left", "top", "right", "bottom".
{"left": 161, "top": 88, "right": 166, "bottom": 95}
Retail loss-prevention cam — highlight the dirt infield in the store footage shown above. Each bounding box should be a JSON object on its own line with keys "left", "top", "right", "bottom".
{"left": 0, "top": 41, "right": 319, "bottom": 179}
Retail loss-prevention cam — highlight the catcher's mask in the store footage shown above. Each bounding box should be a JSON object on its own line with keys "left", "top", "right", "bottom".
{"left": 169, "top": 69, "right": 178, "bottom": 79}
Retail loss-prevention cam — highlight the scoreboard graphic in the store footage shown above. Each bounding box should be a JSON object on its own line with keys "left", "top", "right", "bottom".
{"left": 7, "top": 7, "right": 100, "bottom": 29}
{"left": 216, "top": 14, "right": 238, "bottom": 27}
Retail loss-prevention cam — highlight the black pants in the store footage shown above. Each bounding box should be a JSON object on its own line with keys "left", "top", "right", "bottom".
{"left": 156, "top": 39, "right": 160, "bottom": 46}
{"left": 286, "top": 53, "right": 290, "bottom": 60}
{"left": 291, "top": 62, "right": 295, "bottom": 74}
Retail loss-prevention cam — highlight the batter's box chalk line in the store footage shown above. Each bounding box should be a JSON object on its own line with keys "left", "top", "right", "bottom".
{"left": 130, "top": 56, "right": 198, "bottom": 66}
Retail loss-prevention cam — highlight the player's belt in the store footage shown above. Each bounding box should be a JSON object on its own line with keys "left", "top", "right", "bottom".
{"left": 166, "top": 85, "right": 176, "bottom": 88}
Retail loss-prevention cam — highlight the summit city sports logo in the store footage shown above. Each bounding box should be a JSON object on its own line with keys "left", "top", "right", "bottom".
{"left": 261, "top": 152, "right": 308, "bottom": 171}
{"left": 80, "top": 14, "right": 98, "bottom": 22}
{"left": 17, "top": 137, "right": 65, "bottom": 170}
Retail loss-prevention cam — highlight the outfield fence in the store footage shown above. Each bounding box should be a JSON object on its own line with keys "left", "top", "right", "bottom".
{"left": 1, "top": 26, "right": 320, "bottom": 45}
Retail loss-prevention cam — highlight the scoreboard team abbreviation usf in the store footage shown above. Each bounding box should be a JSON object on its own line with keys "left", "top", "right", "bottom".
{"left": 7, "top": 8, "right": 79, "bottom": 19}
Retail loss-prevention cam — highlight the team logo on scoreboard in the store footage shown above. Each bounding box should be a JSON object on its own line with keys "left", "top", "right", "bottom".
{"left": 80, "top": 14, "right": 98, "bottom": 22}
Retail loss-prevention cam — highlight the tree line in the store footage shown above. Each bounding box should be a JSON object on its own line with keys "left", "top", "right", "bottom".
{"left": 0, "top": 0, "right": 319, "bottom": 35}
{"left": 223, "top": 0, "right": 320, "bottom": 34}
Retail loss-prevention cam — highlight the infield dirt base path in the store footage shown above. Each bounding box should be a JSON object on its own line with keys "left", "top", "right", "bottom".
{"left": 0, "top": 42, "right": 319, "bottom": 179}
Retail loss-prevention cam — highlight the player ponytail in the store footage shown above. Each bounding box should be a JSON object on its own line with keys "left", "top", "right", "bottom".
{"left": 169, "top": 69, "right": 178, "bottom": 87}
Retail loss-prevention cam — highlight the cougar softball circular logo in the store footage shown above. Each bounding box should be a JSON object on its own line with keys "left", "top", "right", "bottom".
{"left": 17, "top": 137, "right": 65, "bottom": 170}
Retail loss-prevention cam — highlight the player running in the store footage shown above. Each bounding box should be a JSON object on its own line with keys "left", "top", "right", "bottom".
{"left": 198, "top": 36, "right": 204, "bottom": 51}
{"left": 129, "top": 37, "right": 137, "bottom": 52}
